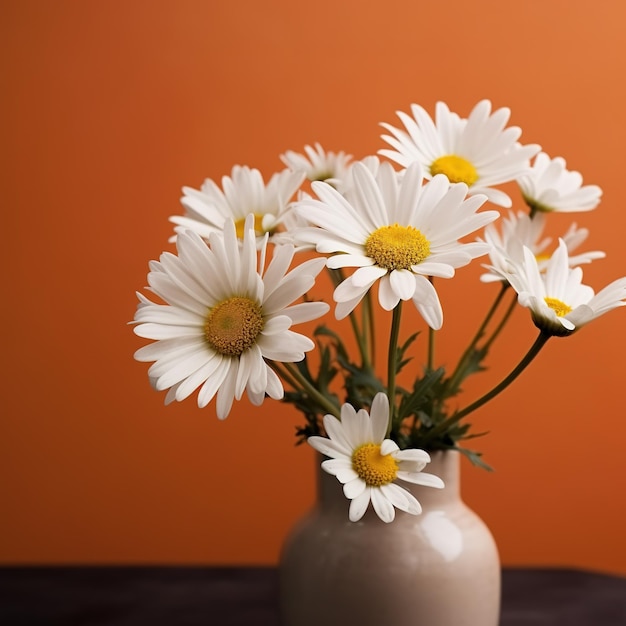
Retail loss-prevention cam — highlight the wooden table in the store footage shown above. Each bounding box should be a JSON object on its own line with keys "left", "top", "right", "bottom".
{"left": 1, "top": 566, "right": 625, "bottom": 625}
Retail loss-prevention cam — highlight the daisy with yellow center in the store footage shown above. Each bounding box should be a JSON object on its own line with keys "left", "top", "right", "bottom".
{"left": 132, "top": 215, "right": 329, "bottom": 418}
{"left": 430, "top": 155, "right": 479, "bottom": 186}
{"left": 479, "top": 211, "right": 605, "bottom": 284}
{"left": 379, "top": 99, "right": 540, "bottom": 208}
{"left": 280, "top": 142, "right": 353, "bottom": 185}
{"left": 517, "top": 151, "right": 602, "bottom": 214}
{"left": 490, "top": 239, "right": 626, "bottom": 337}
{"left": 169, "top": 164, "right": 305, "bottom": 248}
{"left": 307, "top": 392, "right": 444, "bottom": 523}
{"left": 293, "top": 159, "right": 499, "bottom": 329}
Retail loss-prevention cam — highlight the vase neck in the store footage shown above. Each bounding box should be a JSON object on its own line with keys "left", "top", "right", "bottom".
{"left": 405, "top": 450, "right": 461, "bottom": 508}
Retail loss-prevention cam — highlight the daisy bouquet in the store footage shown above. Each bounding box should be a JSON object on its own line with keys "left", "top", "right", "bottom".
{"left": 132, "top": 100, "right": 625, "bottom": 523}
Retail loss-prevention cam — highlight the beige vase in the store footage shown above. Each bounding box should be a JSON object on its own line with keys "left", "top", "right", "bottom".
{"left": 278, "top": 450, "right": 501, "bottom": 626}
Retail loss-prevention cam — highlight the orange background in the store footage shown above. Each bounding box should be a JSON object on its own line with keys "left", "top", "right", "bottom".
{"left": 2, "top": 0, "right": 626, "bottom": 575}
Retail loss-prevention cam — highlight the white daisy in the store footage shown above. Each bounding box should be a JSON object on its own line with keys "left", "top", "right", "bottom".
{"left": 169, "top": 165, "right": 305, "bottom": 247}
{"left": 307, "top": 392, "right": 444, "bottom": 523}
{"left": 517, "top": 151, "right": 602, "bottom": 214}
{"left": 293, "top": 159, "right": 499, "bottom": 329}
{"left": 132, "top": 215, "right": 329, "bottom": 419}
{"left": 280, "top": 142, "right": 353, "bottom": 185}
{"left": 559, "top": 222, "right": 606, "bottom": 267}
{"left": 379, "top": 99, "right": 541, "bottom": 208}
{"left": 480, "top": 211, "right": 605, "bottom": 283}
{"left": 274, "top": 156, "right": 381, "bottom": 249}
{"left": 333, "top": 154, "right": 385, "bottom": 196}
{"left": 495, "top": 238, "right": 626, "bottom": 336}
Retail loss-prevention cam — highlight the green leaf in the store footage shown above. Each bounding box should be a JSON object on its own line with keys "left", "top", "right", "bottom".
{"left": 314, "top": 325, "right": 349, "bottom": 361}
{"left": 455, "top": 446, "right": 494, "bottom": 471}
{"left": 395, "top": 331, "right": 420, "bottom": 375}
{"left": 397, "top": 367, "right": 446, "bottom": 420}
{"left": 444, "top": 345, "right": 488, "bottom": 396}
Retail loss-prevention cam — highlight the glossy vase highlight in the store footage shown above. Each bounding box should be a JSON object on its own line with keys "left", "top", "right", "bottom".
{"left": 278, "top": 450, "right": 500, "bottom": 626}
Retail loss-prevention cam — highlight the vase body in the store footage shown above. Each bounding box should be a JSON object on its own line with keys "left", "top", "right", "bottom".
{"left": 278, "top": 451, "right": 500, "bottom": 626}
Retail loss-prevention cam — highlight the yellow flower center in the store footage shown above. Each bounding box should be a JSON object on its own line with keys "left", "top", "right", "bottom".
{"left": 364, "top": 224, "right": 431, "bottom": 270}
{"left": 430, "top": 155, "right": 478, "bottom": 186}
{"left": 234, "top": 213, "right": 268, "bottom": 239}
{"left": 544, "top": 296, "right": 572, "bottom": 317}
{"left": 352, "top": 443, "right": 399, "bottom": 487}
{"left": 205, "top": 296, "right": 264, "bottom": 356}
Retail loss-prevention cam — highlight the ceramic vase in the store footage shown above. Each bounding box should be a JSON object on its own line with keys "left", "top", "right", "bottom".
{"left": 278, "top": 450, "right": 500, "bottom": 626}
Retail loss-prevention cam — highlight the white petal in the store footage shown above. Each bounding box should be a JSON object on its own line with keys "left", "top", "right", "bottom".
{"left": 371, "top": 487, "right": 395, "bottom": 523}
{"left": 322, "top": 458, "right": 359, "bottom": 483}
{"left": 257, "top": 330, "right": 314, "bottom": 361}
{"left": 133, "top": 335, "right": 204, "bottom": 362}
{"left": 349, "top": 488, "right": 372, "bottom": 522}
{"left": 333, "top": 276, "right": 372, "bottom": 303}
{"left": 322, "top": 414, "right": 353, "bottom": 453}
{"left": 342, "top": 407, "right": 370, "bottom": 448}
{"left": 394, "top": 448, "right": 431, "bottom": 465}
{"left": 380, "top": 439, "right": 400, "bottom": 455}
{"left": 215, "top": 362, "right": 238, "bottom": 419}
{"left": 411, "top": 275, "right": 443, "bottom": 330}
{"left": 327, "top": 254, "right": 375, "bottom": 269}
{"left": 262, "top": 242, "right": 295, "bottom": 292}
{"left": 380, "top": 482, "right": 421, "bottom": 515}
{"left": 263, "top": 364, "right": 284, "bottom": 400}
{"left": 133, "top": 322, "right": 202, "bottom": 341}
{"left": 343, "top": 477, "right": 367, "bottom": 499}
{"left": 197, "top": 358, "right": 230, "bottom": 408}
{"left": 370, "top": 392, "right": 390, "bottom": 443}
{"left": 234, "top": 348, "right": 253, "bottom": 400}
{"left": 397, "top": 471, "right": 445, "bottom": 488}
{"left": 262, "top": 315, "right": 292, "bottom": 335}
{"left": 148, "top": 343, "right": 212, "bottom": 384}
{"left": 282, "top": 301, "right": 330, "bottom": 324}
{"left": 334, "top": 293, "right": 367, "bottom": 320}
{"left": 390, "top": 269, "right": 418, "bottom": 300}
{"left": 378, "top": 274, "right": 400, "bottom": 310}
{"left": 308, "top": 436, "right": 351, "bottom": 459}
{"left": 173, "top": 354, "right": 224, "bottom": 402}
{"left": 243, "top": 345, "right": 266, "bottom": 396}
{"left": 351, "top": 265, "right": 387, "bottom": 288}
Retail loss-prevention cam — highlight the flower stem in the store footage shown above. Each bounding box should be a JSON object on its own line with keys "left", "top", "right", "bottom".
{"left": 481, "top": 288, "right": 518, "bottom": 353}
{"left": 386, "top": 301, "right": 403, "bottom": 435}
{"left": 423, "top": 330, "right": 552, "bottom": 444}
{"left": 364, "top": 290, "right": 376, "bottom": 368}
{"left": 427, "top": 326, "right": 435, "bottom": 372}
{"left": 427, "top": 277, "right": 436, "bottom": 371}
{"left": 272, "top": 361, "right": 341, "bottom": 418}
{"left": 446, "top": 282, "right": 509, "bottom": 395}
{"left": 327, "top": 267, "right": 370, "bottom": 369}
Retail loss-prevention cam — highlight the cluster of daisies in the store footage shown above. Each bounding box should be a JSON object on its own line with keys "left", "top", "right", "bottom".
{"left": 132, "top": 99, "right": 625, "bottom": 523}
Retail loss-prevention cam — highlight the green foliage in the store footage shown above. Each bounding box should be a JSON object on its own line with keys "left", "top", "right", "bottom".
{"left": 285, "top": 335, "right": 341, "bottom": 445}
{"left": 282, "top": 318, "right": 496, "bottom": 468}
{"left": 278, "top": 274, "right": 551, "bottom": 471}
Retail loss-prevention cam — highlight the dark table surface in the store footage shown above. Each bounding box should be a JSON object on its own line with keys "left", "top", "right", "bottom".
{"left": 1, "top": 566, "right": 625, "bottom": 625}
